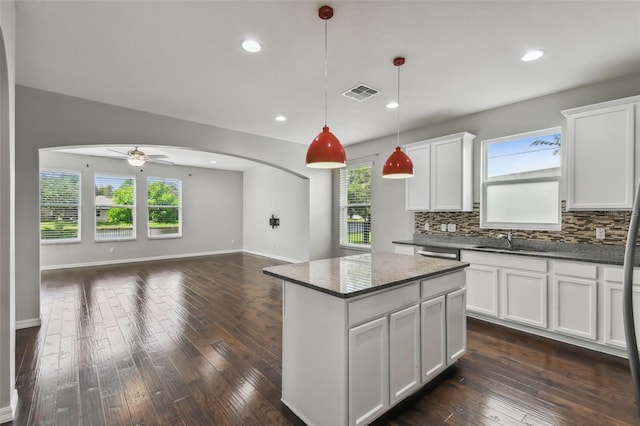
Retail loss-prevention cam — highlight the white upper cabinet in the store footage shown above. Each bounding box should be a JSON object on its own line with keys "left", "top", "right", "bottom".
{"left": 562, "top": 96, "right": 640, "bottom": 210}
{"left": 404, "top": 132, "right": 475, "bottom": 211}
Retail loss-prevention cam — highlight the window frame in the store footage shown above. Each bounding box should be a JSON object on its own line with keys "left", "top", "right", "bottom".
{"left": 339, "top": 162, "right": 373, "bottom": 251}
{"left": 480, "top": 127, "right": 563, "bottom": 231}
{"left": 39, "top": 168, "right": 82, "bottom": 244}
{"left": 147, "top": 176, "right": 182, "bottom": 239}
{"left": 94, "top": 173, "right": 137, "bottom": 242}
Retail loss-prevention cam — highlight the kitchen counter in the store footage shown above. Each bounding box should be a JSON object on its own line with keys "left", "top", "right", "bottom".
{"left": 393, "top": 236, "right": 640, "bottom": 266}
{"left": 263, "top": 252, "right": 468, "bottom": 298}
{"left": 263, "top": 253, "right": 468, "bottom": 425}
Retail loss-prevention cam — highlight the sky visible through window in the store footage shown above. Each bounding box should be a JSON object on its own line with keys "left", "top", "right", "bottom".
{"left": 487, "top": 132, "right": 561, "bottom": 178}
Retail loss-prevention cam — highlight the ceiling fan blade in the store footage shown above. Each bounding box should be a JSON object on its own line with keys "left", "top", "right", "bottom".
{"left": 147, "top": 154, "right": 170, "bottom": 160}
{"left": 148, "top": 158, "right": 174, "bottom": 165}
{"left": 107, "top": 148, "right": 129, "bottom": 156}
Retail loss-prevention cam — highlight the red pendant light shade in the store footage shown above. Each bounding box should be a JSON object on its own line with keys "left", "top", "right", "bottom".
{"left": 382, "top": 57, "right": 414, "bottom": 179}
{"left": 305, "top": 5, "right": 346, "bottom": 169}
{"left": 382, "top": 146, "right": 414, "bottom": 178}
{"left": 306, "top": 126, "right": 347, "bottom": 168}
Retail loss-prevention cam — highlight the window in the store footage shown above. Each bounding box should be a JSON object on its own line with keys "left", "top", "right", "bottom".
{"left": 339, "top": 163, "right": 372, "bottom": 249}
{"left": 95, "top": 174, "right": 136, "bottom": 241}
{"left": 147, "top": 177, "right": 181, "bottom": 238}
{"left": 481, "top": 127, "right": 562, "bottom": 230}
{"left": 39, "top": 170, "right": 81, "bottom": 242}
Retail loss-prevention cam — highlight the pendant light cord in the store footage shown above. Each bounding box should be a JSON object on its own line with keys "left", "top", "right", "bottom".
{"left": 324, "top": 18, "right": 328, "bottom": 127}
{"left": 396, "top": 64, "right": 401, "bottom": 148}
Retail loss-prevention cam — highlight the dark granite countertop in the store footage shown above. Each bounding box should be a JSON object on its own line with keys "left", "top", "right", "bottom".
{"left": 393, "top": 235, "right": 640, "bottom": 266}
{"left": 263, "top": 252, "right": 468, "bottom": 298}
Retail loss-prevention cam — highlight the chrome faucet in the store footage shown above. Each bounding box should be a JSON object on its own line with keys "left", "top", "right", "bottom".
{"left": 496, "top": 232, "right": 513, "bottom": 249}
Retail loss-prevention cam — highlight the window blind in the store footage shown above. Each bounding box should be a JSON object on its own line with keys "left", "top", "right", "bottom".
{"left": 95, "top": 174, "right": 136, "bottom": 241}
{"left": 339, "top": 163, "right": 372, "bottom": 248}
{"left": 39, "top": 170, "right": 81, "bottom": 242}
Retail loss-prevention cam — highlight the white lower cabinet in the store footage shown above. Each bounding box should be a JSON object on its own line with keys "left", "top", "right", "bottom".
{"left": 604, "top": 266, "right": 640, "bottom": 349}
{"left": 281, "top": 270, "right": 467, "bottom": 426}
{"left": 500, "top": 269, "right": 548, "bottom": 328}
{"left": 552, "top": 261, "right": 598, "bottom": 340}
{"left": 349, "top": 317, "right": 389, "bottom": 426}
{"left": 461, "top": 250, "right": 640, "bottom": 357}
{"left": 465, "top": 264, "right": 499, "bottom": 317}
{"left": 447, "top": 288, "right": 467, "bottom": 363}
{"left": 420, "top": 295, "right": 446, "bottom": 381}
{"left": 389, "top": 305, "right": 421, "bottom": 405}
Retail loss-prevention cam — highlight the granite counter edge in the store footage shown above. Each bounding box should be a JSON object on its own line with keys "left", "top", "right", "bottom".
{"left": 263, "top": 264, "right": 469, "bottom": 299}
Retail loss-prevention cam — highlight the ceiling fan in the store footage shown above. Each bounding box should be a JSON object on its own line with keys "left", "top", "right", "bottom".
{"left": 107, "top": 147, "right": 174, "bottom": 166}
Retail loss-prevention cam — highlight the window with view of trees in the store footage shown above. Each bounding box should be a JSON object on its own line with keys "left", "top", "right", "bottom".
{"left": 95, "top": 174, "right": 136, "bottom": 241}
{"left": 40, "top": 170, "right": 81, "bottom": 242}
{"left": 147, "top": 177, "right": 181, "bottom": 238}
{"left": 339, "top": 163, "right": 372, "bottom": 249}
{"left": 481, "top": 127, "right": 562, "bottom": 230}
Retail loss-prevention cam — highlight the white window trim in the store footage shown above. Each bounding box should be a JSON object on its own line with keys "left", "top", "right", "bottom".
{"left": 94, "top": 172, "right": 137, "bottom": 242}
{"left": 339, "top": 161, "right": 373, "bottom": 251}
{"left": 39, "top": 168, "right": 82, "bottom": 244}
{"left": 147, "top": 176, "right": 183, "bottom": 239}
{"left": 480, "top": 127, "right": 562, "bottom": 231}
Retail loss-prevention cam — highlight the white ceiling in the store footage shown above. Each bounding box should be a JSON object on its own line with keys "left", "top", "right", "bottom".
{"left": 16, "top": 0, "right": 640, "bottom": 167}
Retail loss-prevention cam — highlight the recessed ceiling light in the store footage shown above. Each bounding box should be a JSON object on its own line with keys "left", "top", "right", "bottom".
{"left": 242, "top": 39, "right": 262, "bottom": 53}
{"left": 209, "top": 160, "right": 217, "bottom": 164}
{"left": 386, "top": 101, "right": 399, "bottom": 109}
{"left": 275, "top": 115, "right": 287, "bottom": 122}
{"left": 521, "top": 50, "right": 544, "bottom": 62}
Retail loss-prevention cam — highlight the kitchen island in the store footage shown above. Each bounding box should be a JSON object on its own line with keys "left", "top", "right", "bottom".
{"left": 263, "top": 252, "right": 469, "bottom": 426}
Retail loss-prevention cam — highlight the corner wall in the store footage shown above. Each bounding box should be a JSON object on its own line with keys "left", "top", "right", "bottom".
{"left": 243, "top": 165, "right": 309, "bottom": 262}
{"left": 0, "top": 1, "right": 16, "bottom": 423}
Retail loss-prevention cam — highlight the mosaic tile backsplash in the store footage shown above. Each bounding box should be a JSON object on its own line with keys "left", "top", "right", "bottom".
{"left": 414, "top": 202, "right": 633, "bottom": 245}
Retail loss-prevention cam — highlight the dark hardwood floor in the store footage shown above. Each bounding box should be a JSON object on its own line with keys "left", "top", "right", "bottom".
{"left": 9, "top": 253, "right": 638, "bottom": 425}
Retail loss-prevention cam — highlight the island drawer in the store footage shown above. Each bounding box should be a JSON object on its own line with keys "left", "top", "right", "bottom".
{"left": 348, "top": 282, "right": 419, "bottom": 327}
{"left": 421, "top": 271, "right": 465, "bottom": 300}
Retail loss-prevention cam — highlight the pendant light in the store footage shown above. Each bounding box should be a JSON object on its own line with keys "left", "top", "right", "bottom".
{"left": 382, "top": 57, "right": 414, "bottom": 178}
{"left": 305, "top": 5, "right": 346, "bottom": 169}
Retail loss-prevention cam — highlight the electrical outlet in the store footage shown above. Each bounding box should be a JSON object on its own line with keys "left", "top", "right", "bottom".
{"left": 423, "top": 222, "right": 429, "bottom": 231}
{"left": 440, "top": 224, "right": 447, "bottom": 232}
{"left": 596, "top": 228, "right": 606, "bottom": 240}
{"left": 447, "top": 223, "right": 457, "bottom": 232}
{"left": 109, "top": 247, "right": 115, "bottom": 254}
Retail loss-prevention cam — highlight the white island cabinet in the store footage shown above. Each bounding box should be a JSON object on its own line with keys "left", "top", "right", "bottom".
{"left": 263, "top": 253, "right": 468, "bottom": 426}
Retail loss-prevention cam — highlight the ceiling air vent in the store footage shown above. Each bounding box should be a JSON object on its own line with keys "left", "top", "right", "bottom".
{"left": 342, "top": 84, "right": 380, "bottom": 102}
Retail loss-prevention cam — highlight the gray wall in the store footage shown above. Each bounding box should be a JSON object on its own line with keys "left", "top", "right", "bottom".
{"left": 16, "top": 86, "right": 334, "bottom": 326}
{"left": 334, "top": 72, "right": 640, "bottom": 256}
{"left": 39, "top": 150, "right": 244, "bottom": 268}
{"left": 243, "top": 165, "right": 310, "bottom": 262}
{"left": 0, "top": 0, "right": 15, "bottom": 419}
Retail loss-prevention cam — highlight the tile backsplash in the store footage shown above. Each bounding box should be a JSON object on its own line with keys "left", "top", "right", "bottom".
{"left": 414, "top": 202, "right": 632, "bottom": 245}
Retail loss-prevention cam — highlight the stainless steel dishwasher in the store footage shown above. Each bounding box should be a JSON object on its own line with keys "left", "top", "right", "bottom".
{"left": 414, "top": 245, "right": 460, "bottom": 260}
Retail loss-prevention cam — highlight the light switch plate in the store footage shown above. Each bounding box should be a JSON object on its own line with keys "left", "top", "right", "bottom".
{"left": 440, "top": 224, "right": 447, "bottom": 232}
{"left": 596, "top": 228, "right": 605, "bottom": 240}
{"left": 447, "top": 223, "right": 456, "bottom": 232}
{"left": 423, "top": 222, "right": 429, "bottom": 231}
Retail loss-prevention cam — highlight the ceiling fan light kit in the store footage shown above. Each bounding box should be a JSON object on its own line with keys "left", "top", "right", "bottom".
{"left": 305, "top": 5, "right": 347, "bottom": 169}
{"left": 126, "top": 147, "right": 148, "bottom": 167}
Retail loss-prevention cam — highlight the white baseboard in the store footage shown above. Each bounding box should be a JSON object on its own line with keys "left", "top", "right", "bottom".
{"left": 0, "top": 388, "right": 18, "bottom": 423}
{"left": 16, "top": 317, "right": 41, "bottom": 330}
{"left": 242, "top": 249, "right": 302, "bottom": 264}
{"left": 40, "top": 249, "right": 243, "bottom": 271}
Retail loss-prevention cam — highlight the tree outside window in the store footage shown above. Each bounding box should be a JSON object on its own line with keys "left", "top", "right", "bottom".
{"left": 148, "top": 177, "right": 181, "bottom": 238}
{"left": 340, "top": 164, "right": 372, "bottom": 248}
